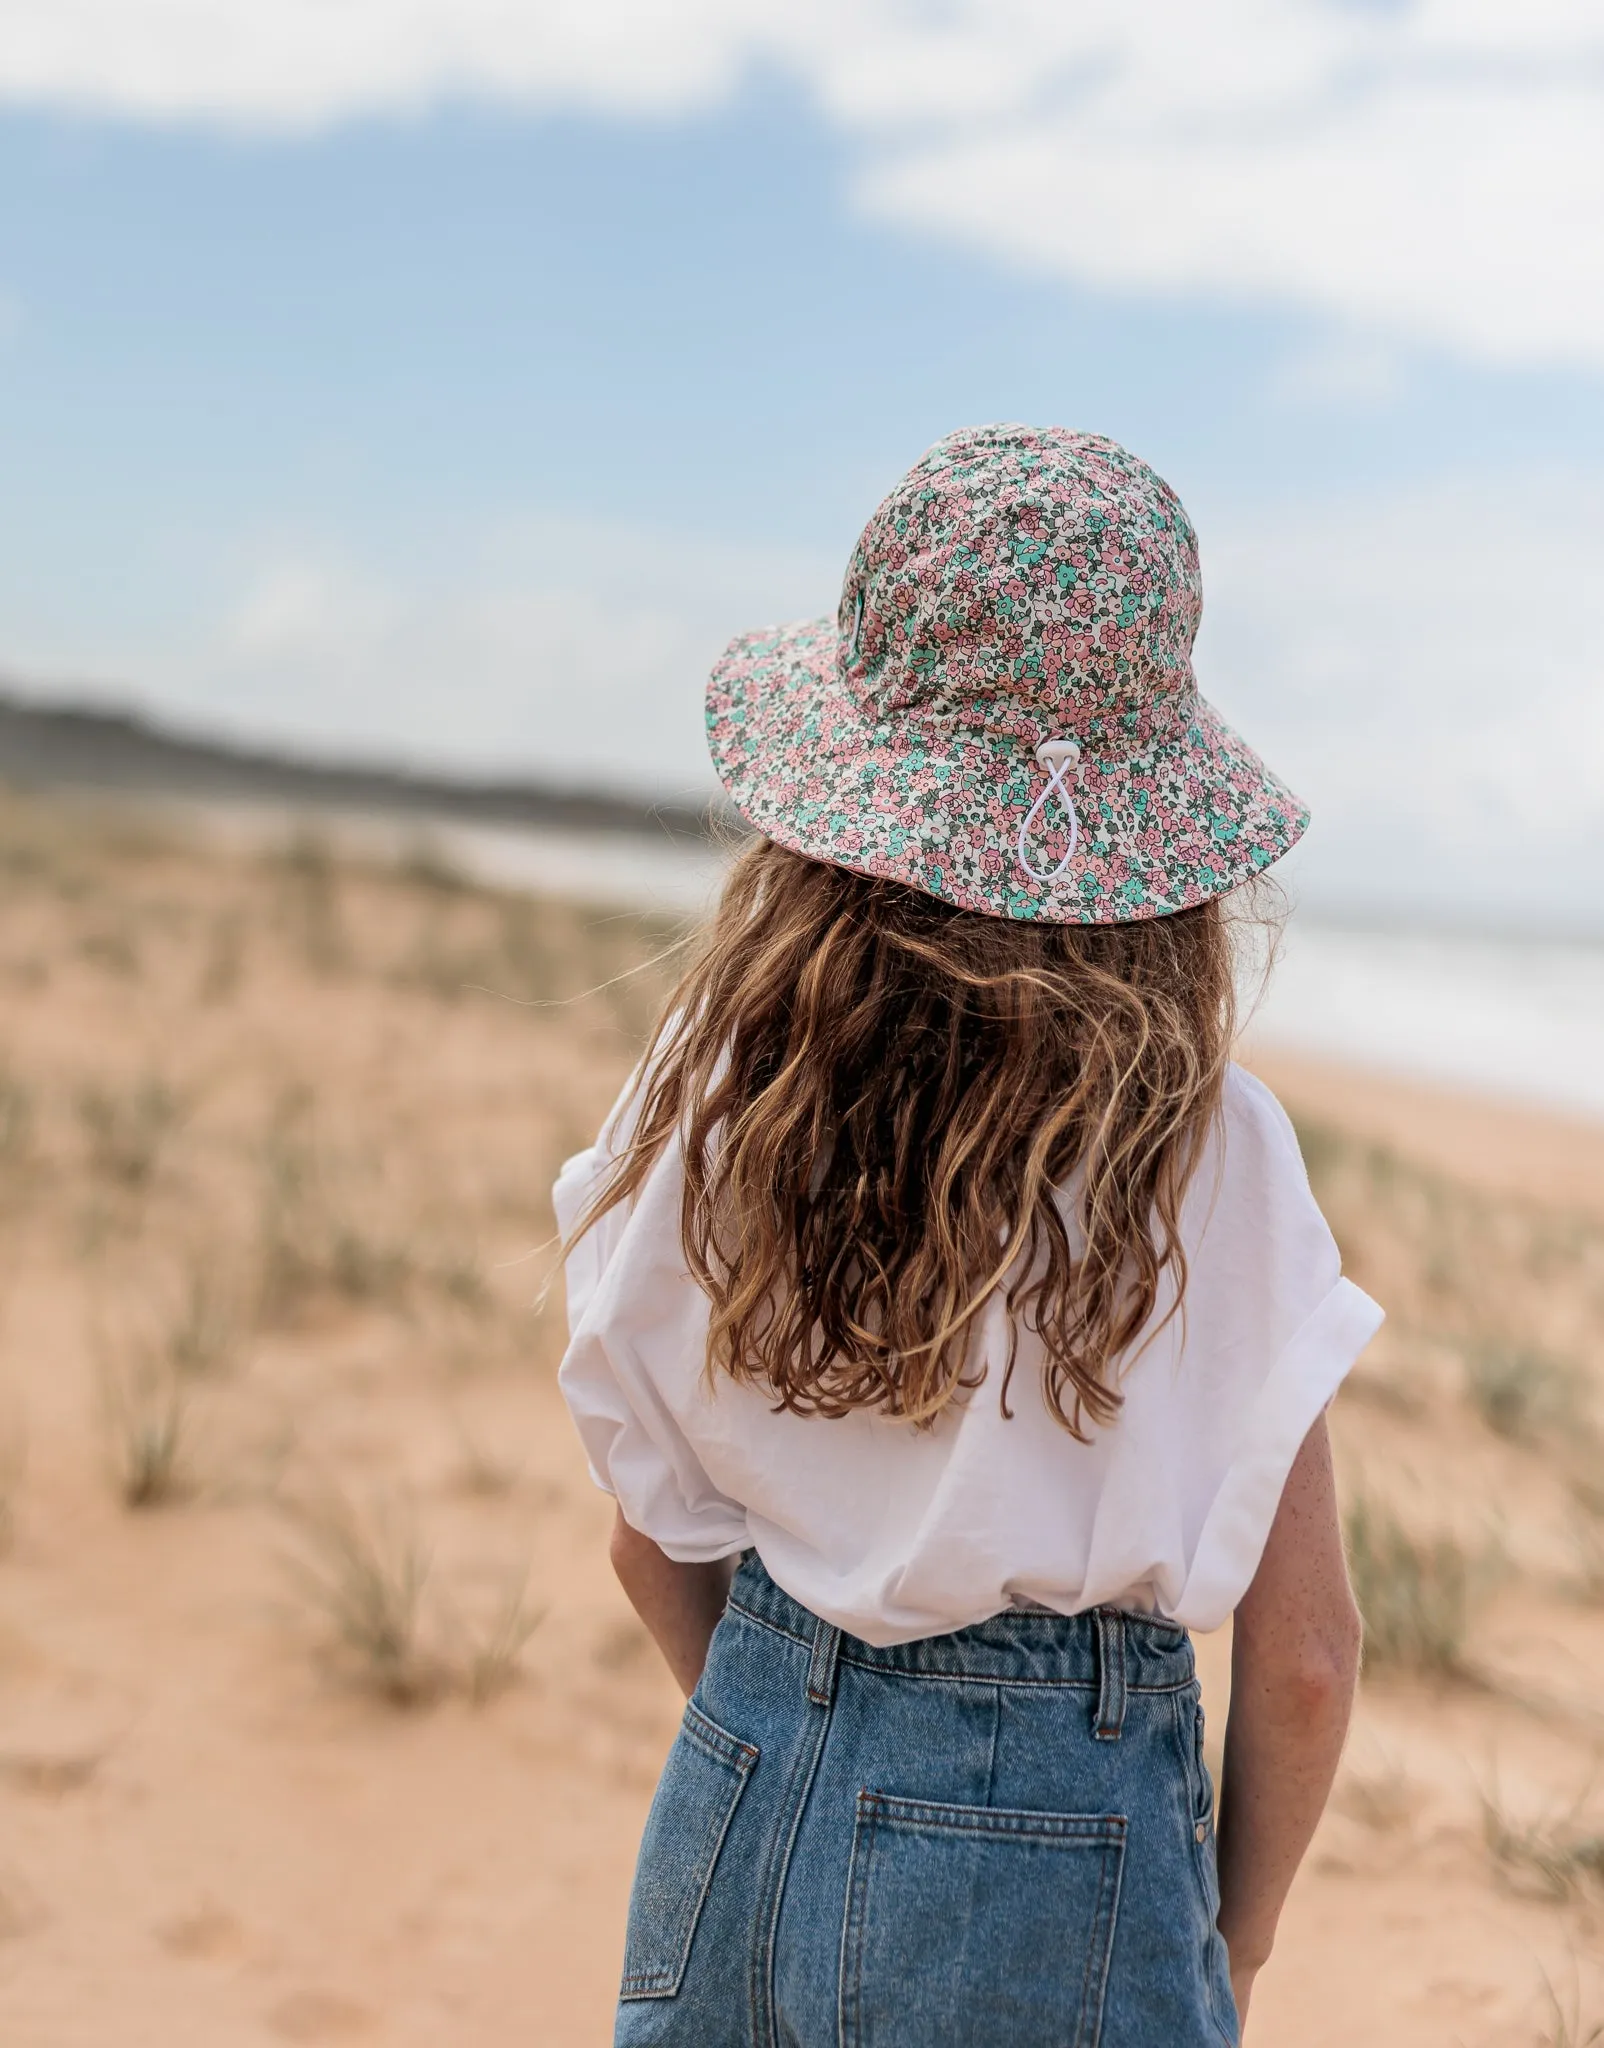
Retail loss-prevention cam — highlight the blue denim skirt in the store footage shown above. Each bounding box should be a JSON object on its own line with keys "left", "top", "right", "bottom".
{"left": 615, "top": 1554, "right": 1238, "bottom": 2048}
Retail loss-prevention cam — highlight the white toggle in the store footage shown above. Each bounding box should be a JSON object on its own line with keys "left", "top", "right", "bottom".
{"left": 1016, "top": 738, "right": 1082, "bottom": 883}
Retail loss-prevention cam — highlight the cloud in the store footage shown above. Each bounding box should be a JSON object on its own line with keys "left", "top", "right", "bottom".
{"left": 184, "top": 516, "right": 837, "bottom": 796}
{"left": 2, "top": 3, "right": 1602, "bottom": 373}
{"left": 1268, "top": 333, "right": 1408, "bottom": 411}
{"left": 857, "top": 58, "right": 1604, "bottom": 372}
{"left": 0, "top": 0, "right": 764, "bottom": 127}
{"left": 1199, "top": 465, "right": 1604, "bottom": 923}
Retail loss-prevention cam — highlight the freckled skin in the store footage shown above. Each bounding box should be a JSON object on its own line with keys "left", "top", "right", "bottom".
{"left": 1215, "top": 1414, "right": 1362, "bottom": 2033}
{"left": 610, "top": 1411, "right": 1360, "bottom": 2044}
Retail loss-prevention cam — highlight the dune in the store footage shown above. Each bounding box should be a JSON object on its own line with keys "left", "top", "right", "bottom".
{"left": 0, "top": 788, "right": 1599, "bottom": 2046}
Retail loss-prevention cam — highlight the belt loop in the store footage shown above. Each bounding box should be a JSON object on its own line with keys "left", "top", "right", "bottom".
{"left": 1094, "top": 1609, "right": 1127, "bottom": 1741}
{"left": 806, "top": 1617, "right": 842, "bottom": 1708}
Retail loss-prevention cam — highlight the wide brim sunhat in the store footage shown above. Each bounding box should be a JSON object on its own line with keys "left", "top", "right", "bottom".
{"left": 706, "top": 424, "right": 1307, "bottom": 925}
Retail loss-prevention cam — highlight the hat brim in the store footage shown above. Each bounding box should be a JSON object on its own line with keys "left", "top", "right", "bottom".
{"left": 706, "top": 617, "right": 1308, "bottom": 925}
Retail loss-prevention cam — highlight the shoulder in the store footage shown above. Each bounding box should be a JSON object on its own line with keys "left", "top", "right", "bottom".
{"left": 1181, "top": 1063, "right": 1338, "bottom": 1286}
{"left": 1180, "top": 1063, "right": 1330, "bottom": 1258}
{"left": 1219, "top": 1063, "right": 1310, "bottom": 1180}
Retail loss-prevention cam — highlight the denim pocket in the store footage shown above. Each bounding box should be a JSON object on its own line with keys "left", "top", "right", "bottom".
{"left": 841, "top": 1792, "right": 1126, "bottom": 2048}
{"left": 619, "top": 1703, "right": 759, "bottom": 2001}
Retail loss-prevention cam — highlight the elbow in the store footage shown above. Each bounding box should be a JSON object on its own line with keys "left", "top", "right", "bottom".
{"left": 1239, "top": 1591, "right": 1362, "bottom": 1722}
{"left": 1289, "top": 1599, "right": 1363, "bottom": 1718}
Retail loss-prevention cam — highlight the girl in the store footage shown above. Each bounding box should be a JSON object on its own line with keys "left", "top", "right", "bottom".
{"left": 555, "top": 425, "right": 1379, "bottom": 2047}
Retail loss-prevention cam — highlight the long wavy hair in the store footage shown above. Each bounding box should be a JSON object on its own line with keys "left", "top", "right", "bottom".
{"left": 569, "top": 837, "right": 1242, "bottom": 1439}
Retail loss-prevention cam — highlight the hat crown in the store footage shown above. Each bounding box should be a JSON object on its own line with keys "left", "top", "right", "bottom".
{"left": 838, "top": 424, "right": 1201, "bottom": 750}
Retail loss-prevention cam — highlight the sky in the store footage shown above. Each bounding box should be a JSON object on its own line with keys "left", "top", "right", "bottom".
{"left": 1, "top": 1, "right": 1603, "bottom": 929}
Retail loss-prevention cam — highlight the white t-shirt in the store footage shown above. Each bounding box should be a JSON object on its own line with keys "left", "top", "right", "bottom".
{"left": 554, "top": 1063, "right": 1381, "bottom": 1647}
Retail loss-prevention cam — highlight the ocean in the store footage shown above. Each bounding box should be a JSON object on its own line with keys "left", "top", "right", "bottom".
{"left": 298, "top": 814, "right": 1604, "bottom": 1128}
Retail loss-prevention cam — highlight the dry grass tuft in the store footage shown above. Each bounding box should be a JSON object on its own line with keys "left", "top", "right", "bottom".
{"left": 77, "top": 1074, "right": 186, "bottom": 1190}
{"left": 1481, "top": 1780, "right": 1604, "bottom": 1904}
{"left": 1344, "top": 1490, "right": 1478, "bottom": 1677}
{"left": 281, "top": 1490, "right": 441, "bottom": 1706}
{"left": 274, "top": 828, "right": 352, "bottom": 976}
{"left": 197, "top": 906, "right": 246, "bottom": 1003}
{"left": 462, "top": 1564, "right": 545, "bottom": 1705}
{"left": 100, "top": 1350, "right": 191, "bottom": 1509}
{"left": 282, "top": 1489, "right": 545, "bottom": 1708}
{"left": 1464, "top": 1340, "right": 1583, "bottom": 1444}
{"left": 166, "top": 1256, "right": 247, "bottom": 1381}
{"left": 1538, "top": 1970, "right": 1604, "bottom": 2048}
{"left": 253, "top": 1102, "right": 416, "bottom": 1323}
{"left": 78, "top": 925, "right": 142, "bottom": 980}
{"left": 394, "top": 836, "right": 472, "bottom": 896}
{"left": 253, "top": 1102, "right": 498, "bottom": 1328}
{"left": 1335, "top": 1752, "right": 1418, "bottom": 1833}
{"left": 452, "top": 1418, "right": 522, "bottom": 1499}
{"left": 0, "top": 1060, "right": 34, "bottom": 1172}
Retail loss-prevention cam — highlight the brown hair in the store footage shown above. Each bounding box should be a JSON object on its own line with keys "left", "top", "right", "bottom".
{"left": 572, "top": 837, "right": 1240, "bottom": 1439}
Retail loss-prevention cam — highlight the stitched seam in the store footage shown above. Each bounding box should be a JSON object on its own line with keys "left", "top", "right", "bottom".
{"left": 619, "top": 1736, "right": 756, "bottom": 1997}
{"left": 1075, "top": 1830, "right": 1125, "bottom": 2048}
{"left": 724, "top": 1599, "right": 1192, "bottom": 1691}
{"left": 681, "top": 1706, "right": 760, "bottom": 1773}
{"left": 725, "top": 1599, "right": 811, "bottom": 1651}
{"left": 749, "top": 1688, "right": 832, "bottom": 2047}
{"left": 806, "top": 1622, "right": 841, "bottom": 1707}
{"left": 837, "top": 1660, "right": 1192, "bottom": 1694}
{"left": 840, "top": 1793, "right": 878, "bottom": 2048}
{"left": 859, "top": 1793, "right": 1127, "bottom": 1844}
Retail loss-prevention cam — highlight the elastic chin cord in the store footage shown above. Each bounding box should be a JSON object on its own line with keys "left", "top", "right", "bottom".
{"left": 1016, "top": 739, "right": 1082, "bottom": 883}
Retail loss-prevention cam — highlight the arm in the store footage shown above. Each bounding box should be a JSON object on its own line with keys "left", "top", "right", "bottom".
{"left": 609, "top": 1507, "right": 737, "bottom": 1697}
{"left": 1215, "top": 1413, "right": 1361, "bottom": 2035}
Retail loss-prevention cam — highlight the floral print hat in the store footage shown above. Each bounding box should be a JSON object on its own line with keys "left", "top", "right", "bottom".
{"left": 706, "top": 423, "right": 1307, "bottom": 924}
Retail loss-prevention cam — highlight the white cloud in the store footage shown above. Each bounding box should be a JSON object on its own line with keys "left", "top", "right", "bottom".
{"left": 1199, "top": 467, "right": 1604, "bottom": 923}
{"left": 859, "top": 65, "right": 1604, "bottom": 371}
{"left": 2, "top": 3, "right": 1603, "bottom": 372}
{"left": 1269, "top": 332, "right": 1408, "bottom": 409}
{"left": 178, "top": 516, "right": 837, "bottom": 795}
{"left": 0, "top": 0, "right": 764, "bottom": 127}
{"left": 226, "top": 560, "right": 400, "bottom": 661}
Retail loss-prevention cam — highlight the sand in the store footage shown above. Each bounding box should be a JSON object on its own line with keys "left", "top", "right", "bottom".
{"left": 0, "top": 791, "right": 1601, "bottom": 2046}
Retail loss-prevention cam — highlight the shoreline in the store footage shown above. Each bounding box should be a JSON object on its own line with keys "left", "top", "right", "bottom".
{"left": 1243, "top": 1045, "right": 1604, "bottom": 1218}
